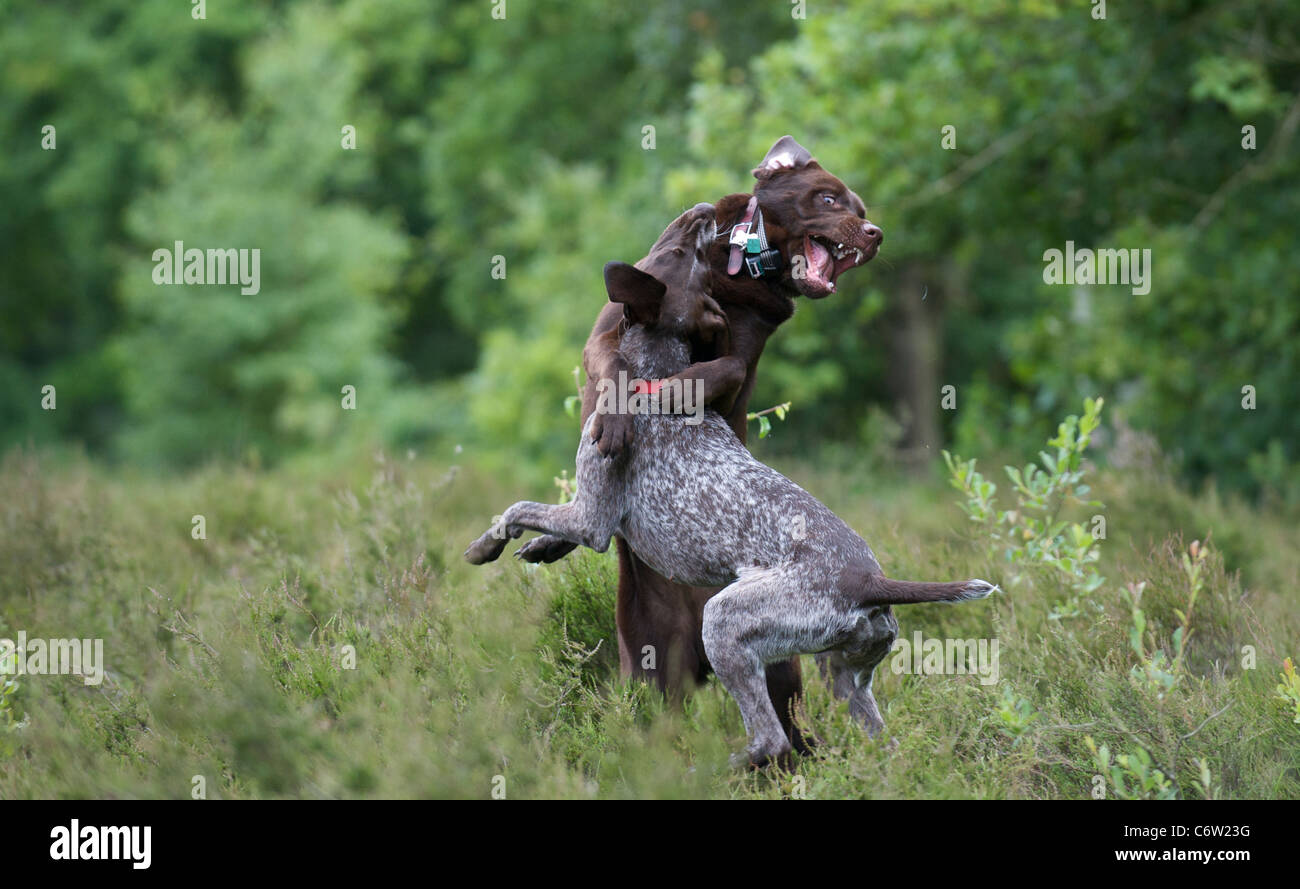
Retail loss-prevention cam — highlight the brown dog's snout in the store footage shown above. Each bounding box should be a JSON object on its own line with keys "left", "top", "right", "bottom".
{"left": 862, "top": 222, "right": 883, "bottom": 246}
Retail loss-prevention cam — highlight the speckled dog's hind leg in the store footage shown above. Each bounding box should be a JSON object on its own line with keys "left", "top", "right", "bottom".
{"left": 702, "top": 568, "right": 844, "bottom": 767}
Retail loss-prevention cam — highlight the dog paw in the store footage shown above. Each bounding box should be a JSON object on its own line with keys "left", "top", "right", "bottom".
{"left": 515, "top": 535, "right": 578, "bottom": 564}
{"left": 732, "top": 751, "right": 787, "bottom": 771}
{"left": 464, "top": 532, "right": 509, "bottom": 565}
{"left": 591, "top": 412, "right": 633, "bottom": 458}
{"left": 690, "top": 293, "right": 730, "bottom": 350}
{"left": 741, "top": 739, "right": 794, "bottom": 770}
{"left": 961, "top": 579, "right": 999, "bottom": 599}
{"left": 790, "top": 726, "right": 819, "bottom": 757}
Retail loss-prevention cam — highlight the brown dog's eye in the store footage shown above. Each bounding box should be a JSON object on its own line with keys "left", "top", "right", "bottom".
{"left": 821, "top": 194, "right": 835, "bottom": 205}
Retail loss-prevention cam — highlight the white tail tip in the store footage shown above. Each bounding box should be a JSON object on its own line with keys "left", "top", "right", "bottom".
{"left": 962, "top": 579, "right": 998, "bottom": 600}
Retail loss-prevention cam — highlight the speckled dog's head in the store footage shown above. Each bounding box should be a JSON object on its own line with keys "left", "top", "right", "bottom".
{"left": 604, "top": 203, "right": 729, "bottom": 380}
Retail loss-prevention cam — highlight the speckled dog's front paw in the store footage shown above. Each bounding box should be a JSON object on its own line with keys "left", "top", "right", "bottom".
{"left": 464, "top": 530, "right": 509, "bottom": 565}
{"left": 515, "top": 535, "right": 578, "bottom": 564}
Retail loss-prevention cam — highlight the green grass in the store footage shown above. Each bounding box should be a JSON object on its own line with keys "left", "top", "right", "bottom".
{"left": 1, "top": 443, "right": 1296, "bottom": 799}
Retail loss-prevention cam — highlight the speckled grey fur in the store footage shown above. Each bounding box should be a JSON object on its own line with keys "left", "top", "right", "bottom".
{"left": 465, "top": 237, "right": 996, "bottom": 766}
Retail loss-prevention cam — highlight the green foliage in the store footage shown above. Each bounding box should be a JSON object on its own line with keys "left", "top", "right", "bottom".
{"left": 747, "top": 401, "right": 791, "bottom": 440}
{"left": 536, "top": 551, "right": 620, "bottom": 689}
{"left": 1191, "top": 56, "right": 1281, "bottom": 117}
{"left": 462, "top": 164, "right": 670, "bottom": 469}
{"left": 1122, "top": 539, "right": 1211, "bottom": 697}
{"left": 1122, "top": 582, "right": 1180, "bottom": 698}
{"left": 992, "top": 684, "right": 1039, "bottom": 747}
{"left": 0, "top": 0, "right": 271, "bottom": 451}
{"left": 1086, "top": 737, "right": 1178, "bottom": 801}
{"left": 0, "top": 673, "right": 22, "bottom": 759}
{"left": 1, "top": 0, "right": 1294, "bottom": 490}
{"left": 944, "top": 398, "right": 1105, "bottom": 619}
{"left": 1278, "top": 658, "right": 1300, "bottom": 725}
{"left": 110, "top": 6, "right": 419, "bottom": 466}
{"left": 2, "top": 449, "right": 1296, "bottom": 798}
{"left": 2, "top": 0, "right": 1299, "bottom": 797}
{"left": 679, "top": 0, "right": 1300, "bottom": 498}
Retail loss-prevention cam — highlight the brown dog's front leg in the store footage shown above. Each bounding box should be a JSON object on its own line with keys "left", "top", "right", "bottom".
{"left": 764, "top": 658, "right": 814, "bottom": 755}
{"left": 654, "top": 355, "right": 746, "bottom": 418}
{"left": 614, "top": 540, "right": 709, "bottom": 692}
{"left": 583, "top": 326, "right": 636, "bottom": 458}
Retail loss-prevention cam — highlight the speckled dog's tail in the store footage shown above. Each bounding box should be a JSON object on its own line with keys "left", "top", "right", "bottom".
{"left": 862, "top": 574, "right": 998, "bottom": 605}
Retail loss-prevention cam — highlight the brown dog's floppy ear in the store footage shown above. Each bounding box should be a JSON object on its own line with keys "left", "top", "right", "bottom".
{"left": 604, "top": 261, "right": 666, "bottom": 327}
{"left": 753, "top": 135, "right": 814, "bottom": 179}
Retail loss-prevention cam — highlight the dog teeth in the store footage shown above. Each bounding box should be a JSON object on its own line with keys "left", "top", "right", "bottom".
{"left": 828, "top": 243, "right": 865, "bottom": 264}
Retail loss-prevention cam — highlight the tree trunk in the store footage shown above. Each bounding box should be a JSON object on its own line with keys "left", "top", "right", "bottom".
{"left": 887, "top": 263, "right": 943, "bottom": 467}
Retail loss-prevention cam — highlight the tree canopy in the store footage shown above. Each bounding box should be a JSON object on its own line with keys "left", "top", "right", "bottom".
{"left": 2, "top": 0, "right": 1295, "bottom": 503}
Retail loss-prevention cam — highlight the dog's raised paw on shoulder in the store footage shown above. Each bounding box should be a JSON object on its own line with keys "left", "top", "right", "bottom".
{"left": 591, "top": 412, "right": 634, "bottom": 459}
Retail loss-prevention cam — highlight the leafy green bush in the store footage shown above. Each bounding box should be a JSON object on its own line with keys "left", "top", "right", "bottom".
{"left": 0, "top": 677, "right": 22, "bottom": 758}
{"left": 1085, "top": 737, "right": 1178, "bottom": 800}
{"left": 992, "top": 684, "right": 1039, "bottom": 748}
{"left": 1122, "top": 539, "right": 1210, "bottom": 698}
{"left": 1278, "top": 658, "right": 1300, "bottom": 725}
{"left": 2, "top": 445, "right": 1296, "bottom": 798}
{"left": 944, "top": 397, "right": 1105, "bottom": 618}
{"left": 535, "top": 551, "right": 620, "bottom": 689}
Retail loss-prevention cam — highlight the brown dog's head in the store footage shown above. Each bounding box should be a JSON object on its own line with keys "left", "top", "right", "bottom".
{"left": 749, "top": 135, "right": 882, "bottom": 298}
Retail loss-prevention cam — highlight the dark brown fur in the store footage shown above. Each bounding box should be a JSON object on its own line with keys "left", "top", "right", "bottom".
{"left": 517, "top": 138, "right": 882, "bottom": 752}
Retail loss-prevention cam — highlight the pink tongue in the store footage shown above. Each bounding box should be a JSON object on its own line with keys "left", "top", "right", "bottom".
{"left": 808, "top": 240, "right": 830, "bottom": 282}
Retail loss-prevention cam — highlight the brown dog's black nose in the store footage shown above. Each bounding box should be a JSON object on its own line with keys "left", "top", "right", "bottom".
{"left": 862, "top": 222, "right": 883, "bottom": 245}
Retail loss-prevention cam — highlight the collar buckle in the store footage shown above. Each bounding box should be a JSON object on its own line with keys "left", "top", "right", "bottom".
{"left": 726, "top": 197, "right": 783, "bottom": 280}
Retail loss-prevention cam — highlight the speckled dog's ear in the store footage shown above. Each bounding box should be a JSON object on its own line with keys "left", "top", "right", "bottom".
{"left": 604, "top": 261, "right": 667, "bottom": 327}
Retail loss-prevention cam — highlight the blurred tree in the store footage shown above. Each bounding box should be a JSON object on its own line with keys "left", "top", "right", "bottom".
{"left": 0, "top": 0, "right": 267, "bottom": 450}
{"left": 111, "top": 4, "right": 409, "bottom": 465}
{"left": 671, "top": 0, "right": 1299, "bottom": 498}
{"left": 0, "top": 0, "right": 1295, "bottom": 498}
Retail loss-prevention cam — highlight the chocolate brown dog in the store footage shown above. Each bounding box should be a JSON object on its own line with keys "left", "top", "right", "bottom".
{"left": 517, "top": 137, "right": 883, "bottom": 752}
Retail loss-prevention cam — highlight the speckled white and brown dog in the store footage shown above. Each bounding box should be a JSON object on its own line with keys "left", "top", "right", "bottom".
{"left": 465, "top": 210, "right": 997, "bottom": 767}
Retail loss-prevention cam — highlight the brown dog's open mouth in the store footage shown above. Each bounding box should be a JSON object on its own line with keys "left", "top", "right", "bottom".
{"left": 803, "top": 234, "right": 876, "bottom": 294}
